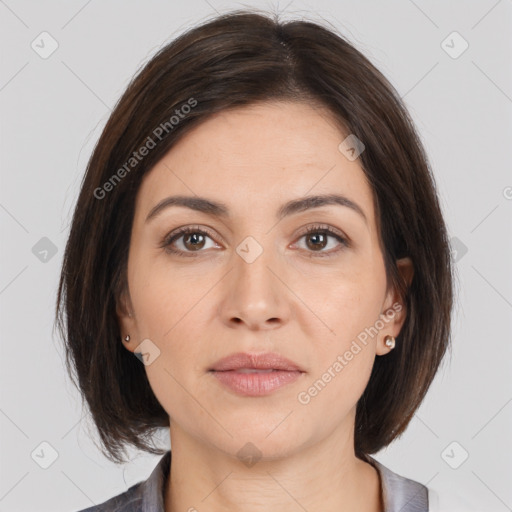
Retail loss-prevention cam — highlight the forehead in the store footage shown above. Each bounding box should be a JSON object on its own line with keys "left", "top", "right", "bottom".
{"left": 135, "top": 101, "right": 376, "bottom": 229}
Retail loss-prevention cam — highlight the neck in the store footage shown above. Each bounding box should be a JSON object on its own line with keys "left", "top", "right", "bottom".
{"left": 164, "top": 421, "right": 383, "bottom": 512}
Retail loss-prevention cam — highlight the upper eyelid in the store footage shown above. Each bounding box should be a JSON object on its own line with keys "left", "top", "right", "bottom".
{"left": 300, "top": 224, "right": 347, "bottom": 238}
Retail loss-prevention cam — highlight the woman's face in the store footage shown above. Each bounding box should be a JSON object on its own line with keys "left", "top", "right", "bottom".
{"left": 117, "top": 100, "right": 412, "bottom": 461}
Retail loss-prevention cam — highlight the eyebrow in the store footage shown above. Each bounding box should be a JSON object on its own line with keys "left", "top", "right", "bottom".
{"left": 145, "top": 193, "right": 367, "bottom": 225}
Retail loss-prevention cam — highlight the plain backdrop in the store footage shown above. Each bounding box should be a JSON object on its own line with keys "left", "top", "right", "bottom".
{"left": 1, "top": 1, "right": 511, "bottom": 511}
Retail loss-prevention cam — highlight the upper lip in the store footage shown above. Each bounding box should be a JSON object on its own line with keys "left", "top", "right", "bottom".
{"left": 209, "top": 352, "right": 304, "bottom": 372}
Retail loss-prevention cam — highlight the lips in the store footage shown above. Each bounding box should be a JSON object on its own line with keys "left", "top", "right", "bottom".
{"left": 209, "top": 352, "right": 305, "bottom": 396}
{"left": 209, "top": 352, "right": 304, "bottom": 372}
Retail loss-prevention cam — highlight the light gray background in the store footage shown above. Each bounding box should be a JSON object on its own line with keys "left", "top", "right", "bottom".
{"left": 1, "top": 1, "right": 511, "bottom": 511}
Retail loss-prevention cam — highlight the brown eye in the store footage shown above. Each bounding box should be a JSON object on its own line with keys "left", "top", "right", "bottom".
{"left": 162, "top": 226, "right": 218, "bottom": 257}
{"left": 305, "top": 232, "right": 329, "bottom": 251}
{"left": 182, "top": 232, "right": 207, "bottom": 251}
{"left": 295, "top": 225, "right": 348, "bottom": 257}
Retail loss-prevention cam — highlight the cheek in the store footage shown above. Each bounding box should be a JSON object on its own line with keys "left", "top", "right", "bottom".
{"left": 296, "top": 261, "right": 385, "bottom": 340}
{"left": 297, "top": 323, "right": 377, "bottom": 418}
{"left": 139, "top": 317, "right": 206, "bottom": 423}
{"left": 298, "top": 265, "right": 384, "bottom": 391}
{"left": 127, "top": 266, "right": 207, "bottom": 413}
{"left": 128, "top": 254, "right": 201, "bottom": 338}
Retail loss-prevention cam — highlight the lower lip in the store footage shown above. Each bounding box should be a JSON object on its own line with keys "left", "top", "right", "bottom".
{"left": 210, "top": 370, "right": 303, "bottom": 396}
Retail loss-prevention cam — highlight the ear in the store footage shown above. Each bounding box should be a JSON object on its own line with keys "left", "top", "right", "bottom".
{"left": 115, "top": 287, "right": 138, "bottom": 354}
{"left": 376, "top": 257, "right": 414, "bottom": 356}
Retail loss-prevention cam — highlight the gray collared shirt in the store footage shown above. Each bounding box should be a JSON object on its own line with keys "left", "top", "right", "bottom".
{"left": 76, "top": 450, "right": 429, "bottom": 512}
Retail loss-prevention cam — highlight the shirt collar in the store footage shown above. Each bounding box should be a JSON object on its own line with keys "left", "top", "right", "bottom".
{"left": 366, "top": 454, "right": 429, "bottom": 511}
{"left": 139, "top": 450, "right": 428, "bottom": 512}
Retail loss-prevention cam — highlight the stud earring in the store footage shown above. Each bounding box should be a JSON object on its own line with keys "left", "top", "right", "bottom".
{"left": 384, "top": 335, "right": 395, "bottom": 350}
{"left": 124, "top": 335, "right": 130, "bottom": 342}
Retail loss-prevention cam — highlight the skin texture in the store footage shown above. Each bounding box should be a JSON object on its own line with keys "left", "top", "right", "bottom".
{"left": 117, "top": 101, "right": 413, "bottom": 512}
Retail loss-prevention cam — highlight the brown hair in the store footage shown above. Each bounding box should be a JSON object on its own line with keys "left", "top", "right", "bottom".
{"left": 54, "top": 8, "right": 455, "bottom": 464}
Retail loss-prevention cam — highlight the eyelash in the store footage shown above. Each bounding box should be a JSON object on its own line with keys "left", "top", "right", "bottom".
{"left": 160, "top": 224, "right": 349, "bottom": 258}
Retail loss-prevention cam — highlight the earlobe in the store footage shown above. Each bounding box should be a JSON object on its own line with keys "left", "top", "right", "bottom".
{"left": 377, "top": 257, "right": 414, "bottom": 357}
{"left": 376, "top": 333, "right": 397, "bottom": 356}
{"left": 383, "top": 335, "right": 395, "bottom": 350}
{"left": 118, "top": 320, "right": 137, "bottom": 353}
{"left": 115, "top": 289, "right": 137, "bottom": 352}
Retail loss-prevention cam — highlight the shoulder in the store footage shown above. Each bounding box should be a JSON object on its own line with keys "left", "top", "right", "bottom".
{"left": 73, "top": 450, "right": 171, "bottom": 512}
{"left": 365, "top": 455, "right": 482, "bottom": 512}
{"left": 365, "top": 455, "right": 429, "bottom": 512}
{"left": 74, "top": 481, "right": 144, "bottom": 511}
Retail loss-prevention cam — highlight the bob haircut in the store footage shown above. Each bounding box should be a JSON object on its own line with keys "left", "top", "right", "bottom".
{"left": 55, "top": 9, "right": 455, "bottom": 464}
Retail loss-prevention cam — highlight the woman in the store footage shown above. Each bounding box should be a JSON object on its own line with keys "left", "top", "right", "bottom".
{"left": 56, "top": 9, "right": 455, "bottom": 512}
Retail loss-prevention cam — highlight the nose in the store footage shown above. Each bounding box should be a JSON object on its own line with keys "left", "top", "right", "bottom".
{"left": 218, "top": 244, "right": 291, "bottom": 331}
